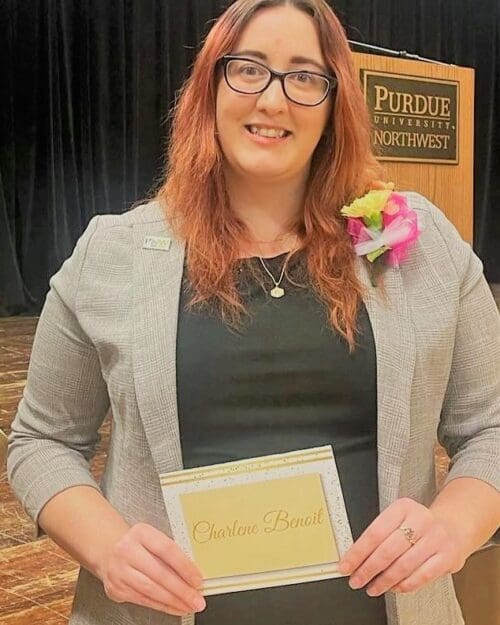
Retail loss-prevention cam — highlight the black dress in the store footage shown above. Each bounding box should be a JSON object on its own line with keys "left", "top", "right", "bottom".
{"left": 176, "top": 252, "right": 388, "bottom": 625}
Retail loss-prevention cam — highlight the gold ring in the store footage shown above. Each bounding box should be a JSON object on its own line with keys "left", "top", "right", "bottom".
{"left": 399, "top": 525, "right": 417, "bottom": 546}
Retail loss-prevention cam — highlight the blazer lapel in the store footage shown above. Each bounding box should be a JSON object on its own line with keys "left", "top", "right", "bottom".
{"left": 132, "top": 220, "right": 186, "bottom": 477}
{"left": 357, "top": 260, "right": 416, "bottom": 512}
{"left": 358, "top": 261, "right": 416, "bottom": 625}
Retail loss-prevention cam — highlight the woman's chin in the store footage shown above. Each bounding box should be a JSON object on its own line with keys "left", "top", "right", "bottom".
{"left": 238, "top": 163, "right": 290, "bottom": 180}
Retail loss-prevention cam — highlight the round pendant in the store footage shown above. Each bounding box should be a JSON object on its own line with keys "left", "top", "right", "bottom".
{"left": 270, "top": 286, "right": 285, "bottom": 298}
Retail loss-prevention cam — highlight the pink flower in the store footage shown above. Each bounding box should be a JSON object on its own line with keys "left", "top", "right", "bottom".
{"left": 382, "top": 193, "right": 421, "bottom": 266}
{"left": 347, "top": 216, "right": 371, "bottom": 243}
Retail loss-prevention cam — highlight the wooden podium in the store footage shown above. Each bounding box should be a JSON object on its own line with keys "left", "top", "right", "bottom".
{"left": 352, "top": 52, "right": 475, "bottom": 243}
{"left": 351, "top": 52, "right": 500, "bottom": 625}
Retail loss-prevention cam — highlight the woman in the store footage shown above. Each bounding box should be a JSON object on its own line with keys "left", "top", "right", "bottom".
{"left": 7, "top": 1, "right": 499, "bottom": 624}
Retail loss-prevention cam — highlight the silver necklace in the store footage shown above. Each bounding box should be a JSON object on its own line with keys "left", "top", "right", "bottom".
{"left": 258, "top": 254, "right": 289, "bottom": 298}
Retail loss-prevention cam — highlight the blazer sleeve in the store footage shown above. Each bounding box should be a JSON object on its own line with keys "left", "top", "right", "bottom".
{"left": 7, "top": 215, "right": 111, "bottom": 538}
{"left": 421, "top": 198, "right": 500, "bottom": 493}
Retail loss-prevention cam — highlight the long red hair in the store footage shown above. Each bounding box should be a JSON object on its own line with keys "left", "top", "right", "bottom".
{"left": 155, "top": 0, "right": 385, "bottom": 350}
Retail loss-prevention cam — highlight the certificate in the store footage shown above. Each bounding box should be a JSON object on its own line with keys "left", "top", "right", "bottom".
{"left": 159, "top": 446, "right": 352, "bottom": 595}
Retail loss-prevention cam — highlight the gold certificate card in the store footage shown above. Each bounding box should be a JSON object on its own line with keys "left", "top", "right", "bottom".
{"left": 160, "top": 446, "right": 352, "bottom": 595}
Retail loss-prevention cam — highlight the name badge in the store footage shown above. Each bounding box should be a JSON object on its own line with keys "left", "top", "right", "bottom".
{"left": 142, "top": 236, "right": 171, "bottom": 251}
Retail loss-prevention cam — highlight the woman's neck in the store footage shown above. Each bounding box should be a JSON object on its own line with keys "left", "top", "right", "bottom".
{"left": 225, "top": 171, "right": 308, "bottom": 258}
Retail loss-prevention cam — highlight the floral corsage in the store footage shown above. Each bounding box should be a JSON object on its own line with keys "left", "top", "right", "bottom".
{"left": 341, "top": 185, "right": 421, "bottom": 281}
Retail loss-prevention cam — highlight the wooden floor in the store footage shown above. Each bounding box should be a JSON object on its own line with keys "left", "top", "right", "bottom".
{"left": 1, "top": 284, "right": 499, "bottom": 623}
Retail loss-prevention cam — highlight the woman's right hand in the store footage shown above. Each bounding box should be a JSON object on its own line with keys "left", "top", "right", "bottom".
{"left": 100, "top": 522, "right": 206, "bottom": 616}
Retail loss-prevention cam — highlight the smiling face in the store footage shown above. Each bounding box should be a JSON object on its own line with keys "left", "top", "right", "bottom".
{"left": 215, "top": 5, "right": 333, "bottom": 185}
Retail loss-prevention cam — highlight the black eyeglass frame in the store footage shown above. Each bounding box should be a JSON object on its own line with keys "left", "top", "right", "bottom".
{"left": 218, "top": 55, "right": 337, "bottom": 107}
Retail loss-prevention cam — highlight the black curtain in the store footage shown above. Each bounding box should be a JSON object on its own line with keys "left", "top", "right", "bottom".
{"left": 1, "top": 0, "right": 499, "bottom": 315}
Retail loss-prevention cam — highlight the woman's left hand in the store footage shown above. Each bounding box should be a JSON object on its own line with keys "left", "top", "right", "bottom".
{"left": 338, "top": 497, "right": 467, "bottom": 596}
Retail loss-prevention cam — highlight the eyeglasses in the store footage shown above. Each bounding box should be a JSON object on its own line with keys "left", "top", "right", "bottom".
{"left": 218, "top": 55, "right": 337, "bottom": 107}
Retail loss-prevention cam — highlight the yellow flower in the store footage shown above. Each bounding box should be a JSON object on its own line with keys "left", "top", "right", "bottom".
{"left": 340, "top": 189, "right": 392, "bottom": 220}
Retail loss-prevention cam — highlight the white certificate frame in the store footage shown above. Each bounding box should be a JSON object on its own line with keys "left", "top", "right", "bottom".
{"left": 159, "top": 445, "right": 352, "bottom": 595}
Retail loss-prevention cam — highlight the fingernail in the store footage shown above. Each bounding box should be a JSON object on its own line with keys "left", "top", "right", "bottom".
{"left": 349, "top": 576, "right": 363, "bottom": 589}
{"left": 367, "top": 586, "right": 380, "bottom": 596}
{"left": 339, "top": 560, "right": 351, "bottom": 575}
{"left": 193, "top": 597, "right": 206, "bottom": 612}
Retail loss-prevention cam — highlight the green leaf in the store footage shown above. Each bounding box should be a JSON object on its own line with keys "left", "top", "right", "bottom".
{"left": 366, "top": 246, "right": 389, "bottom": 263}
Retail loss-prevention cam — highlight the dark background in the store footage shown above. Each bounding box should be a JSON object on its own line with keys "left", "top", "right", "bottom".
{"left": 1, "top": 0, "right": 499, "bottom": 315}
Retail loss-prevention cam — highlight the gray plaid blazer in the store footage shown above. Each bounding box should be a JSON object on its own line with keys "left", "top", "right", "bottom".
{"left": 7, "top": 192, "right": 500, "bottom": 625}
